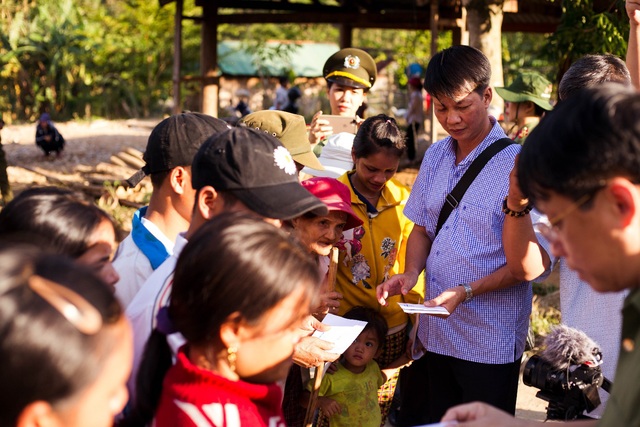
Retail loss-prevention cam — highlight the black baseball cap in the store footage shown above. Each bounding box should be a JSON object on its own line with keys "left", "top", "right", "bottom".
{"left": 126, "top": 112, "right": 231, "bottom": 187}
{"left": 192, "top": 127, "right": 328, "bottom": 220}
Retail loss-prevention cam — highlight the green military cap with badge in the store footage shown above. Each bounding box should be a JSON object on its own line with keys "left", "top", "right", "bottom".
{"left": 323, "top": 47, "right": 377, "bottom": 90}
{"left": 495, "top": 70, "right": 553, "bottom": 111}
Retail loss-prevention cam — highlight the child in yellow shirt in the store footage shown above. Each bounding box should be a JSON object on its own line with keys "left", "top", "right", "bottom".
{"left": 309, "top": 307, "right": 408, "bottom": 427}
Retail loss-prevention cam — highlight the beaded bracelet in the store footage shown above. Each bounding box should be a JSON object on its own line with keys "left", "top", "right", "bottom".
{"left": 502, "top": 196, "right": 533, "bottom": 217}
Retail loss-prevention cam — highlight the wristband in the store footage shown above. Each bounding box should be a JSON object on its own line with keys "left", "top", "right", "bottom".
{"left": 502, "top": 196, "right": 533, "bottom": 217}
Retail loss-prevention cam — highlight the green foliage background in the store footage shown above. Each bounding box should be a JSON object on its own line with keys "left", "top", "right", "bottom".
{"left": 1, "top": 0, "right": 176, "bottom": 121}
{"left": 502, "top": 0, "right": 628, "bottom": 87}
{"left": 0, "top": 0, "right": 631, "bottom": 122}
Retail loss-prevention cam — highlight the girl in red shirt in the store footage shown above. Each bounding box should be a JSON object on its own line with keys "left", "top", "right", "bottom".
{"left": 123, "top": 212, "right": 322, "bottom": 427}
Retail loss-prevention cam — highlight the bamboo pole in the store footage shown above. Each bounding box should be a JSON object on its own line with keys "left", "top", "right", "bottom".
{"left": 303, "top": 362, "right": 325, "bottom": 427}
{"left": 326, "top": 246, "right": 339, "bottom": 293}
{"left": 303, "top": 247, "right": 340, "bottom": 426}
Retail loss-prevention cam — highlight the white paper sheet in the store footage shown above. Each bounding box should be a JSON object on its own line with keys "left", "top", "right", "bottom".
{"left": 398, "top": 303, "right": 450, "bottom": 316}
{"left": 312, "top": 313, "right": 367, "bottom": 355}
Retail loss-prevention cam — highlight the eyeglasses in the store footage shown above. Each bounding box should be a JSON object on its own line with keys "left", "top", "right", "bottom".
{"left": 533, "top": 191, "right": 598, "bottom": 244}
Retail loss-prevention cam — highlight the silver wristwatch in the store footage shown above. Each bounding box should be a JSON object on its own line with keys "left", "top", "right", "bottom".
{"left": 459, "top": 283, "right": 473, "bottom": 303}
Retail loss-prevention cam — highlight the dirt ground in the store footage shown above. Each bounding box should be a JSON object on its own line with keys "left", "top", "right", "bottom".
{"left": 1, "top": 119, "right": 154, "bottom": 192}
{"left": 1, "top": 117, "right": 424, "bottom": 193}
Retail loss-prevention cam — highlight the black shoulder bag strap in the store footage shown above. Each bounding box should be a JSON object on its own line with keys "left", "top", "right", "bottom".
{"left": 435, "top": 138, "right": 513, "bottom": 237}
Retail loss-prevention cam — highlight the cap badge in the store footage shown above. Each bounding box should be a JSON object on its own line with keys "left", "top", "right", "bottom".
{"left": 344, "top": 55, "right": 360, "bottom": 70}
{"left": 273, "top": 146, "right": 296, "bottom": 175}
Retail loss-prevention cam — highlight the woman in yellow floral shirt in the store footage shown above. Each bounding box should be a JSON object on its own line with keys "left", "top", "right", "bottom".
{"left": 335, "top": 114, "right": 424, "bottom": 425}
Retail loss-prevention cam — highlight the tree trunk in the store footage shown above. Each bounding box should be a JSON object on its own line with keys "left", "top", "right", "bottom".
{"left": 464, "top": 1, "right": 505, "bottom": 115}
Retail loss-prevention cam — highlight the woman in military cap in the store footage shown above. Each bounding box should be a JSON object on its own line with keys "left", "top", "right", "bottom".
{"left": 309, "top": 48, "right": 377, "bottom": 147}
{"left": 495, "top": 70, "right": 553, "bottom": 144}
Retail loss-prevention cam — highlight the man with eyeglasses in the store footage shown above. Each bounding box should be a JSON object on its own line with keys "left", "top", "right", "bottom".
{"left": 442, "top": 84, "right": 640, "bottom": 427}
{"left": 504, "top": 55, "right": 633, "bottom": 419}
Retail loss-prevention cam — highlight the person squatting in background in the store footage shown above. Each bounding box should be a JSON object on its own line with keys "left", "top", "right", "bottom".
{"left": 35, "top": 113, "right": 65, "bottom": 157}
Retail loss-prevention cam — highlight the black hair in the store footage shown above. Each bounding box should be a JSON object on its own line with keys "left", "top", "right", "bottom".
{"left": 125, "top": 212, "right": 322, "bottom": 426}
{"left": 0, "top": 187, "right": 118, "bottom": 257}
{"left": 0, "top": 246, "right": 123, "bottom": 426}
{"left": 424, "top": 45, "right": 491, "bottom": 101}
{"left": 352, "top": 114, "right": 406, "bottom": 159}
{"left": 518, "top": 84, "right": 640, "bottom": 204}
{"left": 171, "top": 212, "right": 320, "bottom": 344}
{"left": 150, "top": 169, "right": 171, "bottom": 189}
{"left": 558, "top": 54, "right": 631, "bottom": 102}
{"left": 327, "top": 80, "right": 370, "bottom": 94}
{"left": 409, "top": 79, "right": 423, "bottom": 91}
{"left": 533, "top": 103, "right": 546, "bottom": 118}
{"left": 191, "top": 188, "right": 241, "bottom": 215}
{"left": 288, "top": 86, "right": 302, "bottom": 101}
{"left": 343, "top": 306, "right": 388, "bottom": 346}
{"left": 284, "top": 87, "right": 302, "bottom": 114}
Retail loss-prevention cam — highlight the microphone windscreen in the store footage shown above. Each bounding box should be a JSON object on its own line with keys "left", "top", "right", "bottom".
{"left": 541, "top": 324, "right": 601, "bottom": 370}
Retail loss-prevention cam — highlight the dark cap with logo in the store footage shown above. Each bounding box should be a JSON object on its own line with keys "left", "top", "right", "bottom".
{"left": 126, "top": 112, "right": 230, "bottom": 187}
{"left": 323, "top": 48, "right": 377, "bottom": 90}
{"left": 191, "top": 127, "right": 328, "bottom": 220}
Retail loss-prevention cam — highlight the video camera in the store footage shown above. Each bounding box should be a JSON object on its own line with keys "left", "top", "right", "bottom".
{"left": 522, "top": 325, "right": 612, "bottom": 421}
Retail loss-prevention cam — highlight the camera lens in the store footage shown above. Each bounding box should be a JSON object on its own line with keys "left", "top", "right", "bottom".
{"left": 523, "top": 355, "right": 566, "bottom": 395}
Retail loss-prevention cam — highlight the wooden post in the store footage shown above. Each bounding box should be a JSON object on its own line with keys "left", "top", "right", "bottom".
{"left": 451, "top": 7, "right": 468, "bottom": 46}
{"left": 326, "top": 247, "right": 339, "bottom": 293}
{"left": 171, "top": 0, "right": 183, "bottom": 115}
{"left": 303, "top": 247, "right": 338, "bottom": 426}
{"left": 339, "top": 23, "right": 352, "bottom": 48}
{"left": 200, "top": 1, "right": 218, "bottom": 117}
{"left": 429, "top": 0, "right": 439, "bottom": 146}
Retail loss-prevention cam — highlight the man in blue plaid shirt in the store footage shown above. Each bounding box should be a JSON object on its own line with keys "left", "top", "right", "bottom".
{"left": 377, "top": 45, "right": 535, "bottom": 424}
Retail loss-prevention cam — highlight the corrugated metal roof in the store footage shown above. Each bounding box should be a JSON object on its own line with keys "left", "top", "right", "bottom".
{"left": 218, "top": 41, "right": 340, "bottom": 77}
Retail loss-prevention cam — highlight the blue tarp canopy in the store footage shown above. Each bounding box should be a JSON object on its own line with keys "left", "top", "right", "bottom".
{"left": 218, "top": 41, "right": 340, "bottom": 77}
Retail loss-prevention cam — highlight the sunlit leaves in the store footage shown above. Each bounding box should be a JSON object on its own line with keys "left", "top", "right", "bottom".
{"left": 543, "top": 0, "right": 628, "bottom": 81}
